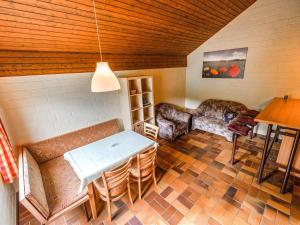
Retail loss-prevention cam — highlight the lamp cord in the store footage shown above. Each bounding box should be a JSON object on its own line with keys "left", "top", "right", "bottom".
{"left": 92, "top": 0, "right": 103, "bottom": 62}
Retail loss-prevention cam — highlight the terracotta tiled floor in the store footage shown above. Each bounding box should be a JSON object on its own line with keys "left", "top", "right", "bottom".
{"left": 19, "top": 130, "right": 300, "bottom": 225}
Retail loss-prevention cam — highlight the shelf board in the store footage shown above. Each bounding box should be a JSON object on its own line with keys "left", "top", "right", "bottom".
{"left": 131, "top": 104, "right": 153, "bottom": 111}
{"left": 144, "top": 116, "right": 154, "bottom": 122}
{"left": 130, "top": 93, "right": 142, "bottom": 97}
{"left": 143, "top": 104, "right": 152, "bottom": 109}
{"left": 132, "top": 120, "right": 143, "bottom": 125}
{"left": 131, "top": 106, "right": 143, "bottom": 111}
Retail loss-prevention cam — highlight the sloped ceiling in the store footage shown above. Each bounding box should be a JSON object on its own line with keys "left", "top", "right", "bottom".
{"left": 0, "top": 0, "right": 256, "bottom": 76}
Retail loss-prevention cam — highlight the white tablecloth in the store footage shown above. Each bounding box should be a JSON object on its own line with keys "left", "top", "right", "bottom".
{"left": 64, "top": 130, "right": 155, "bottom": 193}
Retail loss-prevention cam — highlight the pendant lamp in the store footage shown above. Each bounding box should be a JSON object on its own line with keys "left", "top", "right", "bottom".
{"left": 91, "top": 0, "right": 120, "bottom": 92}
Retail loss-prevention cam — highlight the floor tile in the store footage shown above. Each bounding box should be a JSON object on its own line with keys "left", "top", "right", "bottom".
{"left": 19, "top": 130, "right": 300, "bottom": 225}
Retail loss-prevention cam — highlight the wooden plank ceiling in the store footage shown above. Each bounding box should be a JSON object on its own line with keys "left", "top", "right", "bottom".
{"left": 0, "top": 0, "right": 256, "bottom": 76}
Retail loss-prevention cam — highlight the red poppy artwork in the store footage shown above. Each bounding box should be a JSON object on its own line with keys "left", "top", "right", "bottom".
{"left": 227, "top": 65, "right": 240, "bottom": 77}
{"left": 202, "top": 47, "right": 248, "bottom": 79}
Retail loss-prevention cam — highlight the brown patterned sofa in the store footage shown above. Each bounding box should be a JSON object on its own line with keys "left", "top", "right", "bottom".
{"left": 18, "top": 119, "right": 121, "bottom": 224}
{"left": 190, "top": 99, "right": 247, "bottom": 142}
{"left": 155, "top": 103, "right": 192, "bottom": 141}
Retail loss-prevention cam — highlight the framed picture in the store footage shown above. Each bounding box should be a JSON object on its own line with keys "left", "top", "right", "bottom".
{"left": 202, "top": 47, "right": 248, "bottom": 79}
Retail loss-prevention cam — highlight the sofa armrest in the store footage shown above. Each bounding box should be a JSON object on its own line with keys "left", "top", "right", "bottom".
{"left": 156, "top": 113, "right": 175, "bottom": 130}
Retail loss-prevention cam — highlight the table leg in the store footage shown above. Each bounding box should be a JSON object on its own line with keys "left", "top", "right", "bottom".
{"left": 231, "top": 133, "right": 238, "bottom": 165}
{"left": 87, "top": 183, "right": 97, "bottom": 220}
{"left": 266, "top": 126, "right": 280, "bottom": 159}
{"left": 250, "top": 126, "right": 254, "bottom": 139}
{"left": 257, "top": 124, "right": 273, "bottom": 183}
{"left": 280, "top": 130, "right": 300, "bottom": 194}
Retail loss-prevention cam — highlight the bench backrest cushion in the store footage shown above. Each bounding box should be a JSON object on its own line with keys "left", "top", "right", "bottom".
{"left": 22, "top": 148, "right": 50, "bottom": 218}
{"left": 25, "top": 119, "right": 121, "bottom": 164}
{"left": 197, "top": 99, "right": 247, "bottom": 120}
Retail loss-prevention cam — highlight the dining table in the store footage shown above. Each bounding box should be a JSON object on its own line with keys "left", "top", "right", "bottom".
{"left": 64, "top": 130, "right": 155, "bottom": 219}
{"left": 255, "top": 97, "right": 300, "bottom": 194}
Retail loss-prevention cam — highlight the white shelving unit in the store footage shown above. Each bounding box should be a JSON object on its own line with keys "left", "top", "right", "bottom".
{"left": 119, "top": 76, "right": 155, "bottom": 134}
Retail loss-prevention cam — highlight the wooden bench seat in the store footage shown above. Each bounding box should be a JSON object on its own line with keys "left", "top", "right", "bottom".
{"left": 19, "top": 119, "right": 121, "bottom": 224}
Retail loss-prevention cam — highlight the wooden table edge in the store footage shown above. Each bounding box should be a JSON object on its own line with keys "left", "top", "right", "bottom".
{"left": 254, "top": 118, "right": 300, "bottom": 130}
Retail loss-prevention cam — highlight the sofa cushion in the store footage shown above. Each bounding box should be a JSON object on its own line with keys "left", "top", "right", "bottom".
{"left": 39, "top": 156, "right": 86, "bottom": 216}
{"left": 26, "top": 119, "right": 120, "bottom": 163}
{"left": 193, "top": 116, "right": 227, "bottom": 131}
{"left": 223, "top": 109, "right": 237, "bottom": 123}
{"left": 22, "top": 148, "right": 50, "bottom": 219}
{"left": 192, "top": 116, "right": 234, "bottom": 141}
{"left": 199, "top": 101, "right": 225, "bottom": 120}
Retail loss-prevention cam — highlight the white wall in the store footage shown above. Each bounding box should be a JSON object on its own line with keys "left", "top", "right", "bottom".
{"left": 0, "top": 67, "right": 186, "bottom": 145}
{"left": 0, "top": 107, "right": 16, "bottom": 225}
{"left": 185, "top": 0, "right": 300, "bottom": 111}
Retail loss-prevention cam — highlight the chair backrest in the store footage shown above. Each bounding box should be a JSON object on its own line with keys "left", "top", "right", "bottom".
{"left": 144, "top": 122, "right": 159, "bottom": 140}
{"left": 136, "top": 144, "right": 158, "bottom": 177}
{"left": 102, "top": 158, "right": 132, "bottom": 199}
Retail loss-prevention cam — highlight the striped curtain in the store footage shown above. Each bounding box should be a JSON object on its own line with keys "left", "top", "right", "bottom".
{"left": 0, "top": 119, "right": 18, "bottom": 183}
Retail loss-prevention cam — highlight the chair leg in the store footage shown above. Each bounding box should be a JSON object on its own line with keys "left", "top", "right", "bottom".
{"left": 138, "top": 177, "right": 142, "bottom": 200}
{"left": 231, "top": 133, "right": 238, "bottom": 165}
{"left": 106, "top": 200, "right": 112, "bottom": 222}
{"left": 153, "top": 167, "right": 157, "bottom": 187}
{"left": 127, "top": 182, "right": 133, "bottom": 205}
{"left": 250, "top": 126, "right": 254, "bottom": 139}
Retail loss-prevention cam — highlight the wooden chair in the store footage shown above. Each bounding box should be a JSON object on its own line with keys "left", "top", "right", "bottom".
{"left": 130, "top": 144, "right": 158, "bottom": 199}
{"left": 144, "top": 122, "right": 159, "bottom": 141}
{"left": 93, "top": 158, "right": 133, "bottom": 222}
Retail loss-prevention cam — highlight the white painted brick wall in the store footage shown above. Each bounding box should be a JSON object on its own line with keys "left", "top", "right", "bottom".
{"left": 0, "top": 67, "right": 186, "bottom": 145}
{"left": 186, "top": 0, "right": 300, "bottom": 134}
{"left": 0, "top": 73, "right": 121, "bottom": 144}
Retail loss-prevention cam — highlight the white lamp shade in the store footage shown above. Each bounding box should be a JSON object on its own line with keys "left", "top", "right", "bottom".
{"left": 91, "top": 62, "right": 120, "bottom": 92}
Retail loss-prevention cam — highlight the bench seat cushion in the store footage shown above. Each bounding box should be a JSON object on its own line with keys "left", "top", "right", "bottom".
{"left": 39, "top": 156, "right": 86, "bottom": 215}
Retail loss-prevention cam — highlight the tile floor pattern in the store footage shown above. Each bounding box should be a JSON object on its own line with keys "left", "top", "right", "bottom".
{"left": 19, "top": 130, "right": 300, "bottom": 225}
